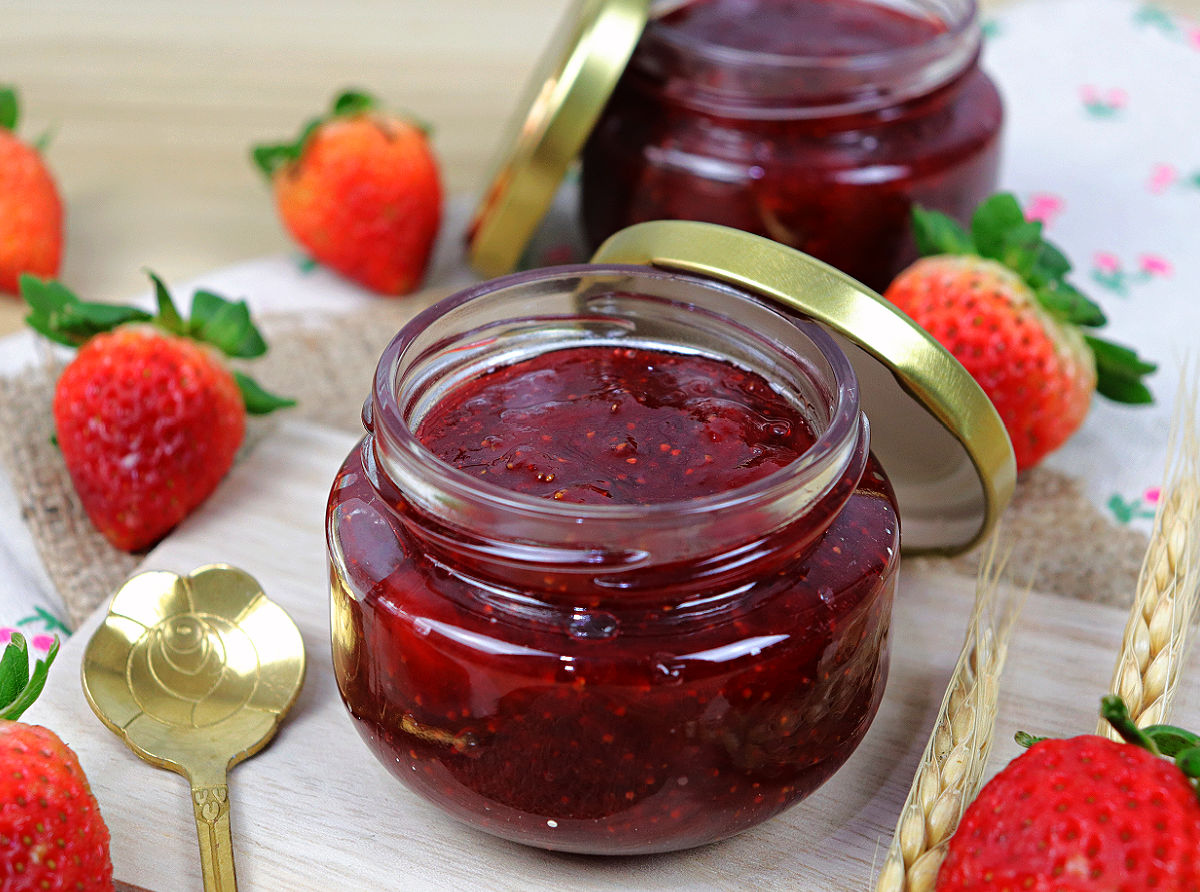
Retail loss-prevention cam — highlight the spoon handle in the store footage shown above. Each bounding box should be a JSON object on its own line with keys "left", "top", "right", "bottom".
{"left": 191, "top": 778, "right": 239, "bottom": 892}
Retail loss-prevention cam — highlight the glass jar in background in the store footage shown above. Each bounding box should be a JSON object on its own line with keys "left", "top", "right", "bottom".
{"left": 579, "top": 0, "right": 1002, "bottom": 291}
{"left": 327, "top": 263, "right": 901, "bottom": 855}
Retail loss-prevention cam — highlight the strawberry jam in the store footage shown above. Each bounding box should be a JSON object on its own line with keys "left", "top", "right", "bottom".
{"left": 416, "top": 347, "right": 816, "bottom": 504}
{"left": 580, "top": 0, "right": 1002, "bottom": 291}
{"left": 327, "top": 266, "right": 900, "bottom": 854}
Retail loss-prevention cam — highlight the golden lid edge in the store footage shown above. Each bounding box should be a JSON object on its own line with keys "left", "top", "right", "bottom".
{"left": 590, "top": 220, "right": 1017, "bottom": 556}
{"left": 467, "top": 0, "right": 651, "bottom": 278}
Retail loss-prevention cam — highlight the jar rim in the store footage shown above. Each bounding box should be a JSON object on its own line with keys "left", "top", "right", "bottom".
{"left": 633, "top": 0, "right": 982, "bottom": 117}
{"left": 369, "top": 263, "right": 864, "bottom": 526}
{"left": 644, "top": 0, "right": 978, "bottom": 72}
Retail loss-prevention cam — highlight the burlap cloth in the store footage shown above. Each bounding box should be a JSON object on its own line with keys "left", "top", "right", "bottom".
{"left": 0, "top": 304, "right": 1150, "bottom": 628}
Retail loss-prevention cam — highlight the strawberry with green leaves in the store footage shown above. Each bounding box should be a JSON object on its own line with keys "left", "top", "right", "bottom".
{"left": 21, "top": 273, "right": 293, "bottom": 552}
{"left": 0, "top": 632, "right": 114, "bottom": 891}
{"left": 884, "top": 194, "right": 1155, "bottom": 471}
{"left": 0, "top": 86, "right": 62, "bottom": 296}
{"left": 938, "top": 696, "right": 1200, "bottom": 890}
{"left": 253, "top": 89, "right": 442, "bottom": 296}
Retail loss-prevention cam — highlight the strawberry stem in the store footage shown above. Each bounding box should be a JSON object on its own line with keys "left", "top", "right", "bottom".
{"left": 1015, "top": 730, "right": 1048, "bottom": 748}
{"left": 1101, "top": 694, "right": 1161, "bottom": 753}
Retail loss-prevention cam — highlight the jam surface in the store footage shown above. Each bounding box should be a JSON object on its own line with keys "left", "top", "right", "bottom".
{"left": 328, "top": 345, "right": 900, "bottom": 854}
{"left": 580, "top": 0, "right": 1003, "bottom": 291}
{"left": 416, "top": 346, "right": 814, "bottom": 504}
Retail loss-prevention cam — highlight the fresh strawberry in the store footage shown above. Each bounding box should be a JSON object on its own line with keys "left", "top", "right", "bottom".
{"left": 0, "top": 633, "right": 114, "bottom": 891}
{"left": 884, "top": 194, "right": 1155, "bottom": 471}
{"left": 252, "top": 89, "right": 442, "bottom": 296}
{"left": 938, "top": 696, "right": 1200, "bottom": 891}
{"left": 20, "top": 273, "right": 294, "bottom": 552}
{"left": 0, "top": 87, "right": 63, "bottom": 295}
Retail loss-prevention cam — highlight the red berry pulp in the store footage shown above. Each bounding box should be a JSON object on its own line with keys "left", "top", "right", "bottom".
{"left": 417, "top": 347, "right": 815, "bottom": 504}
{"left": 328, "top": 344, "right": 899, "bottom": 854}
{"left": 580, "top": 0, "right": 1003, "bottom": 291}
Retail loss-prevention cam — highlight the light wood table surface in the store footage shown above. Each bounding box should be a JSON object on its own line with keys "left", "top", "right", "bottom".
{"left": 3, "top": 0, "right": 1198, "bottom": 338}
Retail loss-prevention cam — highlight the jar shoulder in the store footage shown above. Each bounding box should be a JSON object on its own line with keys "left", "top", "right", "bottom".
{"left": 327, "top": 440, "right": 899, "bottom": 656}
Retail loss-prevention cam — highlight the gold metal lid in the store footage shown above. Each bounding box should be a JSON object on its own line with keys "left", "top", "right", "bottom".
{"left": 466, "top": 0, "right": 650, "bottom": 278}
{"left": 591, "top": 220, "right": 1016, "bottom": 556}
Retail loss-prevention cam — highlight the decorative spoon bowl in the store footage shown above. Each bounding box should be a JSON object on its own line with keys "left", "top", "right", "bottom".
{"left": 82, "top": 564, "right": 306, "bottom": 892}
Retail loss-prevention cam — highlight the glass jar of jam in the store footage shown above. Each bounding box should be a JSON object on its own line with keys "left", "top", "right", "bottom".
{"left": 578, "top": 0, "right": 1003, "bottom": 291}
{"left": 327, "top": 263, "right": 902, "bottom": 855}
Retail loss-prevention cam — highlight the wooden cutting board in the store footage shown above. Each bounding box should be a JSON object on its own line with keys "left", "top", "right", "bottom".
{"left": 24, "top": 420, "right": 1197, "bottom": 891}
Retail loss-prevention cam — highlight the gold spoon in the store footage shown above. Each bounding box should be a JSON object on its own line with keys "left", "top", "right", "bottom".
{"left": 82, "top": 564, "right": 306, "bottom": 892}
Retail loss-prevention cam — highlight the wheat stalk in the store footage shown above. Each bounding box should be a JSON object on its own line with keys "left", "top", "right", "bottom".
{"left": 874, "top": 540, "right": 1025, "bottom": 892}
{"left": 1102, "top": 369, "right": 1200, "bottom": 737}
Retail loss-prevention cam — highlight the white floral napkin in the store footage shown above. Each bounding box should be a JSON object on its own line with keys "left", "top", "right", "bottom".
{"left": 983, "top": 0, "right": 1200, "bottom": 528}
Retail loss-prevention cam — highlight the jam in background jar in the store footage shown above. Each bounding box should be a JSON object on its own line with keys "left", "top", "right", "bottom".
{"left": 580, "top": 0, "right": 1003, "bottom": 291}
{"left": 326, "top": 266, "right": 900, "bottom": 854}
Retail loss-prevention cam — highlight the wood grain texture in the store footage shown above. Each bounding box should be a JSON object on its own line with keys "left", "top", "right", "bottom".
{"left": 22, "top": 420, "right": 1199, "bottom": 891}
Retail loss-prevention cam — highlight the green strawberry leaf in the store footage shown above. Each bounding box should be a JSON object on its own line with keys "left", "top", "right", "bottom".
{"left": 912, "top": 206, "right": 974, "bottom": 256}
{"left": 330, "top": 88, "right": 432, "bottom": 134}
{"left": 912, "top": 192, "right": 1158, "bottom": 405}
{"left": 24, "top": 273, "right": 283, "bottom": 395}
{"left": 971, "top": 193, "right": 1027, "bottom": 262}
{"left": 1035, "top": 282, "right": 1107, "bottom": 327}
{"left": 252, "top": 142, "right": 297, "bottom": 178}
{"left": 62, "top": 301, "right": 154, "bottom": 335}
{"left": 332, "top": 89, "right": 377, "bottom": 116}
{"left": 998, "top": 219, "right": 1044, "bottom": 279}
{"left": 1085, "top": 335, "right": 1156, "bottom": 404}
{"left": 21, "top": 275, "right": 152, "bottom": 347}
{"left": 0, "top": 633, "right": 30, "bottom": 712}
{"left": 19, "top": 275, "right": 75, "bottom": 344}
{"left": 1143, "top": 725, "right": 1200, "bottom": 758}
{"left": 251, "top": 118, "right": 321, "bottom": 178}
{"left": 32, "top": 124, "right": 55, "bottom": 154}
{"left": 0, "top": 86, "right": 17, "bottom": 132}
{"left": 1176, "top": 746, "right": 1200, "bottom": 781}
{"left": 149, "top": 271, "right": 185, "bottom": 335}
{"left": 0, "top": 633, "right": 59, "bottom": 722}
{"left": 1028, "top": 239, "right": 1073, "bottom": 286}
{"left": 234, "top": 371, "right": 296, "bottom": 416}
{"left": 190, "top": 290, "right": 267, "bottom": 358}
{"left": 252, "top": 88, "right": 423, "bottom": 179}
